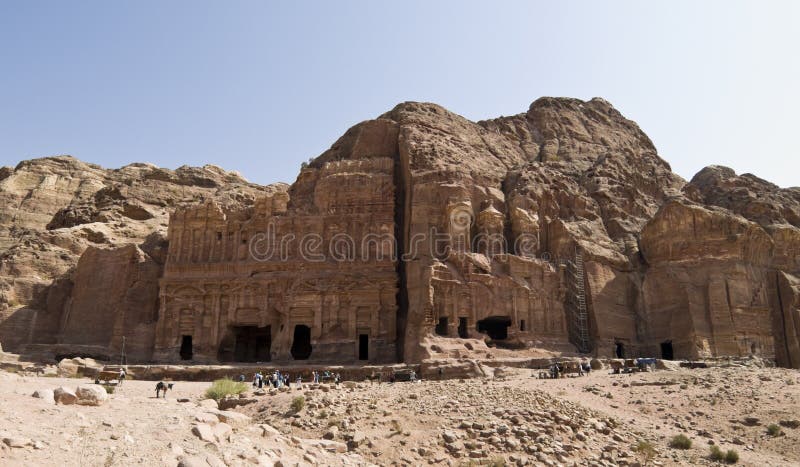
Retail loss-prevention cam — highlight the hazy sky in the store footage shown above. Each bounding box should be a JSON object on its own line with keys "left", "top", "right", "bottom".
{"left": 1, "top": 1, "right": 798, "bottom": 187}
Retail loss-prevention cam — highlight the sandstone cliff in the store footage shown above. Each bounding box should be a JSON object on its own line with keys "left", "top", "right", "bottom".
{"left": 1, "top": 97, "right": 797, "bottom": 368}
{"left": 0, "top": 156, "right": 284, "bottom": 358}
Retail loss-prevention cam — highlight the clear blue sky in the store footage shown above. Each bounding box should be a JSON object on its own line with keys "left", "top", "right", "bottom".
{"left": 1, "top": 1, "right": 798, "bottom": 187}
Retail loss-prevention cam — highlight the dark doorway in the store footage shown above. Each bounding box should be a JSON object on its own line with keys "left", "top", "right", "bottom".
{"left": 615, "top": 342, "right": 625, "bottom": 358}
{"left": 435, "top": 317, "right": 448, "bottom": 336}
{"left": 477, "top": 316, "right": 512, "bottom": 340}
{"left": 358, "top": 334, "right": 369, "bottom": 360}
{"left": 179, "top": 335, "right": 193, "bottom": 360}
{"left": 520, "top": 319, "right": 526, "bottom": 331}
{"left": 290, "top": 325, "right": 312, "bottom": 360}
{"left": 458, "top": 318, "right": 468, "bottom": 338}
{"left": 233, "top": 326, "right": 271, "bottom": 362}
{"left": 660, "top": 341, "right": 674, "bottom": 360}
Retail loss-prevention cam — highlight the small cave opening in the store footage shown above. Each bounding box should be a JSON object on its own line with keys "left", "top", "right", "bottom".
{"left": 458, "top": 317, "right": 469, "bottom": 338}
{"left": 232, "top": 326, "right": 271, "bottom": 362}
{"left": 180, "top": 335, "right": 193, "bottom": 360}
{"left": 358, "top": 334, "right": 369, "bottom": 360}
{"left": 615, "top": 342, "right": 625, "bottom": 359}
{"left": 660, "top": 341, "right": 674, "bottom": 360}
{"left": 477, "top": 316, "right": 512, "bottom": 340}
{"left": 435, "top": 317, "right": 448, "bottom": 336}
{"left": 290, "top": 325, "right": 312, "bottom": 360}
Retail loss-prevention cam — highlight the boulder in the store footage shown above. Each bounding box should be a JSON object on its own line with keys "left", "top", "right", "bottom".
{"left": 207, "top": 409, "right": 251, "bottom": 428}
{"left": 212, "top": 422, "right": 232, "bottom": 442}
{"left": 53, "top": 386, "right": 78, "bottom": 405}
{"left": 76, "top": 384, "right": 109, "bottom": 406}
{"left": 655, "top": 359, "right": 681, "bottom": 371}
{"left": 347, "top": 431, "right": 367, "bottom": 450}
{"left": 323, "top": 425, "right": 339, "bottom": 440}
{"left": 308, "top": 439, "right": 348, "bottom": 453}
{"left": 194, "top": 413, "right": 219, "bottom": 425}
{"left": 191, "top": 424, "right": 216, "bottom": 443}
{"left": 218, "top": 395, "right": 257, "bottom": 410}
{"left": 258, "top": 424, "right": 282, "bottom": 438}
{"left": 197, "top": 399, "right": 218, "bottom": 409}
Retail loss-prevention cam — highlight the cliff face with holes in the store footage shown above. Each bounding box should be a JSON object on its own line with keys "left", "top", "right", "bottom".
{"left": 0, "top": 97, "right": 798, "bottom": 367}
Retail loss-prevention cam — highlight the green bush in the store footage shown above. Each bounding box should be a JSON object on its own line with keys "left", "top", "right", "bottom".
{"left": 290, "top": 396, "right": 305, "bottom": 413}
{"left": 633, "top": 440, "right": 657, "bottom": 465}
{"left": 205, "top": 378, "right": 247, "bottom": 401}
{"left": 104, "top": 385, "right": 115, "bottom": 394}
{"left": 710, "top": 446, "right": 739, "bottom": 464}
{"left": 669, "top": 434, "right": 692, "bottom": 449}
{"left": 766, "top": 424, "right": 782, "bottom": 436}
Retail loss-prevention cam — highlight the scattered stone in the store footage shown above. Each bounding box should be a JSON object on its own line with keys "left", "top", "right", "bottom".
{"left": 191, "top": 424, "right": 217, "bottom": 443}
{"left": 53, "top": 386, "right": 78, "bottom": 405}
{"left": 32, "top": 388, "right": 55, "bottom": 404}
{"left": 3, "top": 437, "right": 32, "bottom": 448}
{"left": 76, "top": 384, "right": 109, "bottom": 406}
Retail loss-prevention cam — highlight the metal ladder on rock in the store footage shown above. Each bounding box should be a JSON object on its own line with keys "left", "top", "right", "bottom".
{"left": 573, "top": 251, "right": 591, "bottom": 353}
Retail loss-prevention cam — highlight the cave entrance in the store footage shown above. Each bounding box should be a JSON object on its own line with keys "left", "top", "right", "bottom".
{"left": 435, "top": 317, "right": 448, "bottom": 336}
{"left": 179, "top": 335, "right": 193, "bottom": 360}
{"left": 458, "top": 317, "right": 468, "bottom": 338}
{"left": 660, "top": 341, "right": 674, "bottom": 360}
{"left": 232, "top": 326, "right": 271, "bottom": 362}
{"left": 290, "top": 325, "right": 312, "bottom": 360}
{"left": 358, "top": 334, "right": 369, "bottom": 361}
{"left": 477, "top": 316, "right": 512, "bottom": 340}
{"left": 615, "top": 342, "right": 625, "bottom": 358}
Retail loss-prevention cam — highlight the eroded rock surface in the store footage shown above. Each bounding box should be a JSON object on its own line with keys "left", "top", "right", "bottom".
{"left": 0, "top": 97, "right": 798, "bottom": 368}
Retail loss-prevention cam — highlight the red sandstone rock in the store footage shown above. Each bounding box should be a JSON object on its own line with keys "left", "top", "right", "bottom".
{"left": 0, "top": 98, "right": 797, "bottom": 369}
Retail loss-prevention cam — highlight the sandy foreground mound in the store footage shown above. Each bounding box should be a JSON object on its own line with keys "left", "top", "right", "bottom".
{"left": 0, "top": 365, "right": 798, "bottom": 466}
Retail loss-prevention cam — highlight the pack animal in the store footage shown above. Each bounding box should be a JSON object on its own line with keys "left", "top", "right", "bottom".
{"left": 155, "top": 381, "right": 173, "bottom": 398}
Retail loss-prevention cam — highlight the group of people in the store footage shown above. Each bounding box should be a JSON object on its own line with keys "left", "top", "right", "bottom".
{"left": 244, "top": 370, "right": 298, "bottom": 389}
{"left": 311, "top": 370, "right": 341, "bottom": 384}
{"left": 240, "top": 369, "right": 343, "bottom": 389}
{"left": 547, "top": 360, "right": 592, "bottom": 379}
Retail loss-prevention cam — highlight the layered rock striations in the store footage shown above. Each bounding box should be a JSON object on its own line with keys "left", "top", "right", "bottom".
{"left": 0, "top": 156, "right": 279, "bottom": 359}
{"left": 0, "top": 97, "right": 797, "bottom": 368}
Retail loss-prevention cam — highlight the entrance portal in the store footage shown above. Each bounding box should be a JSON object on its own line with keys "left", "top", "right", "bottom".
{"left": 458, "top": 317, "right": 468, "bottom": 338}
{"left": 615, "top": 342, "right": 625, "bottom": 358}
{"left": 233, "top": 326, "right": 271, "bottom": 362}
{"left": 180, "top": 335, "right": 193, "bottom": 360}
{"left": 660, "top": 341, "right": 673, "bottom": 360}
{"left": 290, "top": 325, "right": 312, "bottom": 360}
{"left": 435, "top": 317, "right": 448, "bottom": 336}
{"left": 358, "top": 334, "right": 369, "bottom": 360}
{"left": 476, "top": 316, "right": 512, "bottom": 340}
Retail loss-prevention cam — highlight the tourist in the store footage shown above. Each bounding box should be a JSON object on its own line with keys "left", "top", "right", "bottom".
{"left": 118, "top": 368, "right": 126, "bottom": 386}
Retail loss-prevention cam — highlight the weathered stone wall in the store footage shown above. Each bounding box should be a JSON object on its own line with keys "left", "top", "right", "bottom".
{"left": 154, "top": 158, "right": 399, "bottom": 364}
{"left": 640, "top": 200, "right": 778, "bottom": 360}
{"left": 3, "top": 97, "right": 798, "bottom": 368}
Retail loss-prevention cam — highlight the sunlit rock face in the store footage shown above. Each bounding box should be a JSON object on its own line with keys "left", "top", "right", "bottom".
{"left": 1, "top": 97, "right": 798, "bottom": 368}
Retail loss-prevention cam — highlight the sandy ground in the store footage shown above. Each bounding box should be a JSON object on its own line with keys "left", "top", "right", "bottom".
{"left": 0, "top": 364, "right": 798, "bottom": 466}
